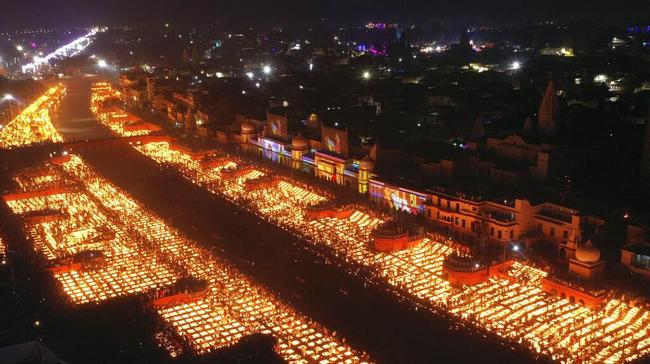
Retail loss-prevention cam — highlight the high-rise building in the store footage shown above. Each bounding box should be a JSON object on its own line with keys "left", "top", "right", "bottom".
{"left": 538, "top": 81, "right": 560, "bottom": 136}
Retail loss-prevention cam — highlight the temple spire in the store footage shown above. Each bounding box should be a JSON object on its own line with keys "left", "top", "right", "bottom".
{"left": 538, "top": 80, "right": 560, "bottom": 136}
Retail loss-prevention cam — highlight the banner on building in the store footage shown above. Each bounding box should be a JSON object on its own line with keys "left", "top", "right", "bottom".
{"left": 370, "top": 181, "right": 425, "bottom": 214}
{"left": 267, "top": 111, "right": 289, "bottom": 140}
{"left": 321, "top": 125, "right": 349, "bottom": 157}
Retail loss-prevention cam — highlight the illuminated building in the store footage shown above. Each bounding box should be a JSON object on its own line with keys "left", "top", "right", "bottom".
{"left": 90, "top": 82, "right": 160, "bottom": 137}
{"left": 239, "top": 116, "right": 376, "bottom": 193}
{"left": 368, "top": 176, "right": 594, "bottom": 252}
{"left": 240, "top": 120, "right": 257, "bottom": 145}
{"left": 131, "top": 139, "right": 650, "bottom": 363}
{"left": 369, "top": 180, "right": 426, "bottom": 215}
{"left": 358, "top": 156, "right": 374, "bottom": 194}
{"left": 315, "top": 125, "right": 351, "bottom": 184}
{"left": 539, "top": 47, "right": 575, "bottom": 57}
{"left": 291, "top": 134, "right": 309, "bottom": 170}
{"left": 568, "top": 240, "right": 605, "bottom": 280}
{"left": 235, "top": 107, "right": 585, "bottom": 252}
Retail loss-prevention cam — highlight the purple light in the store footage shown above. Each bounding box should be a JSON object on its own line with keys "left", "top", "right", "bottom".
{"left": 368, "top": 46, "right": 388, "bottom": 56}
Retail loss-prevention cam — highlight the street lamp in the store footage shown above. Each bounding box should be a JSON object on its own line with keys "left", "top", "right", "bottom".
{"left": 510, "top": 61, "right": 521, "bottom": 71}
{"left": 262, "top": 65, "right": 272, "bottom": 75}
{"left": 97, "top": 59, "right": 108, "bottom": 79}
{"left": 503, "top": 240, "right": 521, "bottom": 263}
{"left": 362, "top": 71, "right": 371, "bottom": 80}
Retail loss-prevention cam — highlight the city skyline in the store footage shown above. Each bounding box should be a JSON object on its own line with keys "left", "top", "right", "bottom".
{"left": 1, "top": 0, "right": 649, "bottom": 30}
{"left": 1, "top": 4, "right": 650, "bottom": 364}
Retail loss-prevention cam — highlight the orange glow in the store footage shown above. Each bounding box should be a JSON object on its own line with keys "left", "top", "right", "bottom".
{"left": 0, "top": 85, "right": 65, "bottom": 149}
{"left": 135, "top": 140, "right": 650, "bottom": 363}
{"left": 5, "top": 154, "right": 369, "bottom": 363}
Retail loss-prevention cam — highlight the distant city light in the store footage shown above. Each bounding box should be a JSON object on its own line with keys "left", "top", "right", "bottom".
{"left": 16, "top": 45, "right": 23, "bottom": 52}
{"left": 215, "top": 72, "right": 224, "bottom": 78}
{"left": 246, "top": 71, "right": 254, "bottom": 79}
{"left": 262, "top": 65, "right": 272, "bottom": 75}
{"left": 510, "top": 61, "right": 521, "bottom": 70}
{"left": 21, "top": 29, "right": 100, "bottom": 74}
{"left": 513, "top": 245, "right": 520, "bottom": 252}
{"left": 362, "top": 71, "right": 371, "bottom": 80}
{"left": 2, "top": 94, "right": 14, "bottom": 101}
{"left": 97, "top": 59, "right": 107, "bottom": 68}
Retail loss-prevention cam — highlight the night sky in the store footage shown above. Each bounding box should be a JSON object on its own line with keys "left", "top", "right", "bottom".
{"left": 1, "top": 0, "right": 649, "bottom": 30}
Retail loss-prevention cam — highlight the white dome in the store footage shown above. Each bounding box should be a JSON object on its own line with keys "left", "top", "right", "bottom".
{"left": 575, "top": 240, "right": 601, "bottom": 263}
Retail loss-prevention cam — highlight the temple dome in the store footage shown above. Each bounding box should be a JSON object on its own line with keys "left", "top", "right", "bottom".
{"left": 575, "top": 240, "right": 601, "bottom": 263}
{"left": 292, "top": 135, "right": 309, "bottom": 150}
{"left": 360, "top": 155, "right": 375, "bottom": 170}
{"left": 241, "top": 121, "right": 256, "bottom": 134}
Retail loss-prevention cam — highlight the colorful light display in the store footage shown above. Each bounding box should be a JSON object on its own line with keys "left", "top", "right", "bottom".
{"left": 369, "top": 181, "right": 426, "bottom": 214}
{"left": 5, "top": 154, "right": 368, "bottom": 363}
{"left": 321, "top": 125, "right": 349, "bottom": 156}
{"left": 135, "top": 140, "right": 650, "bottom": 363}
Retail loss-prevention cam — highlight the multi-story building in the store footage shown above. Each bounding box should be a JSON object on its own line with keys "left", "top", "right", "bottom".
{"left": 621, "top": 223, "right": 650, "bottom": 277}
{"left": 238, "top": 116, "right": 376, "bottom": 194}
{"left": 234, "top": 110, "right": 602, "bottom": 255}
{"left": 367, "top": 176, "right": 601, "bottom": 256}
